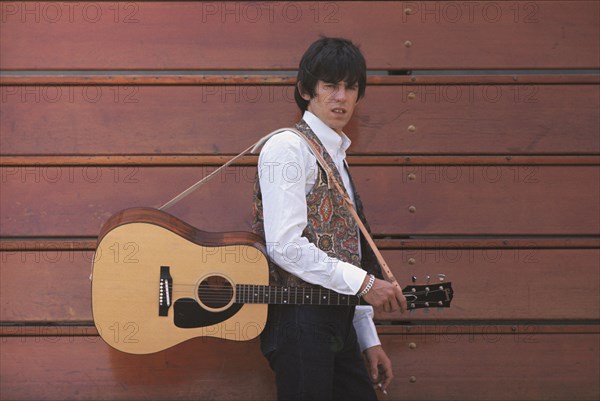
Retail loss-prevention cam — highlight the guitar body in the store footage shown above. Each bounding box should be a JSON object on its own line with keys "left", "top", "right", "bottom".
{"left": 92, "top": 208, "right": 270, "bottom": 354}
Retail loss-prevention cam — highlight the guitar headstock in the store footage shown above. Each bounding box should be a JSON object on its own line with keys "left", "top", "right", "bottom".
{"left": 402, "top": 279, "right": 454, "bottom": 310}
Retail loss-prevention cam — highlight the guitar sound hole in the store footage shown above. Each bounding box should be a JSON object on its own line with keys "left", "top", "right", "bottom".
{"left": 198, "top": 275, "right": 234, "bottom": 309}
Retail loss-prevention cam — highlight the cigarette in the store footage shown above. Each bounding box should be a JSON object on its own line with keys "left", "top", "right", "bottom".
{"left": 378, "top": 382, "right": 388, "bottom": 396}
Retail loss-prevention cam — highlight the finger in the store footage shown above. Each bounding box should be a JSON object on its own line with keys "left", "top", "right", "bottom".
{"left": 369, "top": 358, "right": 379, "bottom": 383}
{"left": 382, "top": 372, "right": 393, "bottom": 391}
{"left": 394, "top": 298, "right": 404, "bottom": 314}
{"left": 396, "top": 293, "right": 407, "bottom": 313}
{"left": 377, "top": 382, "right": 388, "bottom": 396}
{"left": 380, "top": 361, "right": 394, "bottom": 391}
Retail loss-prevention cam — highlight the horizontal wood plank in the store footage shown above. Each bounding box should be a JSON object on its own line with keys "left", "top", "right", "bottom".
{"left": 1, "top": 1, "right": 598, "bottom": 70}
{"left": 2, "top": 85, "right": 598, "bottom": 155}
{"left": 2, "top": 237, "right": 599, "bottom": 252}
{"left": 1, "top": 249, "right": 598, "bottom": 322}
{"left": 0, "top": 333, "right": 598, "bottom": 400}
{"left": 0, "top": 334, "right": 276, "bottom": 401}
{"left": 378, "top": 248, "right": 600, "bottom": 321}
{"left": 3, "top": 323, "right": 599, "bottom": 337}
{"left": 2, "top": 74, "right": 599, "bottom": 86}
{"left": 3, "top": 155, "right": 600, "bottom": 167}
{"left": 1, "top": 166, "right": 598, "bottom": 236}
{"left": 385, "top": 333, "right": 600, "bottom": 401}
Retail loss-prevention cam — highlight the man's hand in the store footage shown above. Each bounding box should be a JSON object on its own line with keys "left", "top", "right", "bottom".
{"left": 360, "top": 277, "right": 407, "bottom": 313}
{"left": 363, "top": 345, "right": 393, "bottom": 394}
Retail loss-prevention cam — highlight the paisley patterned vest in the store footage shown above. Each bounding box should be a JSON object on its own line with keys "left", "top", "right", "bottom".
{"left": 251, "top": 120, "right": 382, "bottom": 290}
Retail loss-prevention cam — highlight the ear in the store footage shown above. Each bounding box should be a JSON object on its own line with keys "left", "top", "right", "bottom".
{"left": 297, "top": 81, "right": 311, "bottom": 101}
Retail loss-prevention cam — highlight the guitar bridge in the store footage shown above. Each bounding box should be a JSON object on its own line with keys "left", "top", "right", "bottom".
{"left": 159, "top": 266, "right": 173, "bottom": 316}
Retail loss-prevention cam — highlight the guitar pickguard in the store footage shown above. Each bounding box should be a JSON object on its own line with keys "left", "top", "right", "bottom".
{"left": 173, "top": 298, "right": 244, "bottom": 328}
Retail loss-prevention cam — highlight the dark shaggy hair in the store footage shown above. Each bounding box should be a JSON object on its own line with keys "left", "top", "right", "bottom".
{"left": 294, "top": 37, "right": 367, "bottom": 113}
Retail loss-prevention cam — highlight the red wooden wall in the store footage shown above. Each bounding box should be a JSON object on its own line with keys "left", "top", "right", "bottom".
{"left": 1, "top": 1, "right": 599, "bottom": 400}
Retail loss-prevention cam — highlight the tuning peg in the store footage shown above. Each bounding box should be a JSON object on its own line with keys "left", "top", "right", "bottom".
{"left": 411, "top": 276, "right": 417, "bottom": 283}
{"left": 438, "top": 274, "right": 446, "bottom": 282}
{"left": 425, "top": 275, "right": 431, "bottom": 284}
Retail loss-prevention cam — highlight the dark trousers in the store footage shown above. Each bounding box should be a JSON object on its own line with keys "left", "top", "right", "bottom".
{"left": 261, "top": 304, "right": 378, "bottom": 401}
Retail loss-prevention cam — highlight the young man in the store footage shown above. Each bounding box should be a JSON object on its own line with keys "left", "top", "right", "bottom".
{"left": 252, "top": 37, "right": 407, "bottom": 400}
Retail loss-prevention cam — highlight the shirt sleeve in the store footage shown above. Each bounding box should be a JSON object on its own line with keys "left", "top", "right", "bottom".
{"left": 258, "top": 131, "right": 367, "bottom": 295}
{"left": 353, "top": 305, "right": 381, "bottom": 352}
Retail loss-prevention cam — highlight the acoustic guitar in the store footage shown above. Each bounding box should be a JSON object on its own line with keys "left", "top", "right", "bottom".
{"left": 91, "top": 207, "right": 454, "bottom": 354}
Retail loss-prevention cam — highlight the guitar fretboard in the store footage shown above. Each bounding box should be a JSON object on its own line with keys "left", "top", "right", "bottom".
{"left": 235, "top": 284, "right": 366, "bottom": 306}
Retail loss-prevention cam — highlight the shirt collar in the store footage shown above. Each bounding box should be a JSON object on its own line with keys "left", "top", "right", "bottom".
{"left": 303, "top": 111, "right": 352, "bottom": 160}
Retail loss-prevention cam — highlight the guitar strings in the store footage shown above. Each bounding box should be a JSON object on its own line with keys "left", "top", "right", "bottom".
{"left": 173, "top": 298, "right": 437, "bottom": 306}
{"left": 193, "top": 289, "right": 446, "bottom": 297}
{"left": 169, "top": 286, "right": 447, "bottom": 303}
{"left": 177, "top": 284, "right": 447, "bottom": 293}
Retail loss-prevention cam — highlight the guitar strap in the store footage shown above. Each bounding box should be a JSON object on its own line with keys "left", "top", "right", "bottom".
{"left": 159, "top": 128, "right": 401, "bottom": 289}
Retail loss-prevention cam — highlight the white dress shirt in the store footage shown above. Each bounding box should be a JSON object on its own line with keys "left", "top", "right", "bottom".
{"left": 257, "top": 111, "right": 380, "bottom": 351}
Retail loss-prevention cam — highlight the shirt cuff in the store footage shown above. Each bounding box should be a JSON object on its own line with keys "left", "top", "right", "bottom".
{"left": 353, "top": 306, "right": 381, "bottom": 352}
{"left": 328, "top": 260, "right": 367, "bottom": 295}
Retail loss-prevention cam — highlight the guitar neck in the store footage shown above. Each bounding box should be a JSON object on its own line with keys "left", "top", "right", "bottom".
{"left": 235, "top": 282, "right": 454, "bottom": 310}
{"left": 235, "top": 284, "right": 367, "bottom": 306}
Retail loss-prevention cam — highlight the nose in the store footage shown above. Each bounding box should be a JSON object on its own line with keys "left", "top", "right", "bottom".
{"left": 333, "top": 86, "right": 346, "bottom": 101}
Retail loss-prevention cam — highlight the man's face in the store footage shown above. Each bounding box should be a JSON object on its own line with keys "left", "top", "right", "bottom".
{"left": 301, "top": 80, "right": 359, "bottom": 134}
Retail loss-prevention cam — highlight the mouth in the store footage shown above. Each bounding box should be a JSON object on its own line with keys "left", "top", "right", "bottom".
{"left": 331, "top": 107, "right": 347, "bottom": 115}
